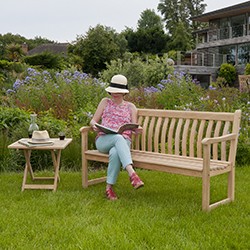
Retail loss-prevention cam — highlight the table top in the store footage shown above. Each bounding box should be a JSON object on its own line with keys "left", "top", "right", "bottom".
{"left": 8, "top": 138, "right": 72, "bottom": 150}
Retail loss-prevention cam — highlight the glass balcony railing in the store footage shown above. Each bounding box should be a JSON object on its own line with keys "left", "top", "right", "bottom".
{"left": 201, "top": 24, "right": 248, "bottom": 43}
{"left": 175, "top": 51, "right": 245, "bottom": 67}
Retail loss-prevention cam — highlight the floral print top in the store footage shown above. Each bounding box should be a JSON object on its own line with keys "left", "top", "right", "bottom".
{"left": 98, "top": 98, "right": 133, "bottom": 140}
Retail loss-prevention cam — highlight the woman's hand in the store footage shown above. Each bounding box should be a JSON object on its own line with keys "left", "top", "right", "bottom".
{"left": 91, "top": 124, "right": 97, "bottom": 132}
{"left": 134, "top": 126, "right": 143, "bottom": 134}
{"left": 90, "top": 119, "right": 100, "bottom": 132}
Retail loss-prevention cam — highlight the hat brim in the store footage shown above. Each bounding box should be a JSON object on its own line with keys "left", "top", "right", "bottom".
{"left": 105, "top": 86, "right": 129, "bottom": 93}
{"left": 27, "top": 139, "right": 53, "bottom": 144}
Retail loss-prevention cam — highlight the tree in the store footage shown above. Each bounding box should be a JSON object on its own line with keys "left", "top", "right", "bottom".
{"left": 0, "top": 33, "right": 54, "bottom": 58}
{"left": 5, "top": 43, "right": 24, "bottom": 62}
{"left": 169, "top": 22, "right": 192, "bottom": 51}
{"left": 70, "top": 25, "right": 121, "bottom": 76}
{"left": 158, "top": 0, "right": 206, "bottom": 50}
{"left": 122, "top": 28, "right": 138, "bottom": 53}
{"left": 136, "top": 28, "right": 169, "bottom": 54}
{"left": 137, "top": 9, "right": 164, "bottom": 31}
{"left": 124, "top": 9, "right": 170, "bottom": 54}
{"left": 24, "top": 52, "right": 66, "bottom": 70}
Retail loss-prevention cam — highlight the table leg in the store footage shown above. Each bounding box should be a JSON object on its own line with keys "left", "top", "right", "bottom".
{"left": 22, "top": 149, "right": 34, "bottom": 191}
{"left": 21, "top": 149, "right": 62, "bottom": 191}
{"left": 51, "top": 149, "right": 62, "bottom": 191}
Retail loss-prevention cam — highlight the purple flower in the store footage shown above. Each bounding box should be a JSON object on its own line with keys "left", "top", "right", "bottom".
{"left": 56, "top": 72, "right": 62, "bottom": 78}
{"left": 161, "top": 79, "right": 173, "bottom": 84}
{"left": 42, "top": 70, "right": 51, "bottom": 76}
{"left": 63, "top": 70, "right": 71, "bottom": 77}
{"left": 65, "top": 78, "right": 72, "bottom": 84}
{"left": 13, "top": 79, "right": 23, "bottom": 90}
{"left": 6, "top": 89, "right": 15, "bottom": 94}
{"left": 24, "top": 76, "right": 32, "bottom": 83}
{"left": 157, "top": 83, "right": 164, "bottom": 90}
{"left": 144, "top": 86, "right": 160, "bottom": 93}
{"left": 209, "top": 85, "right": 216, "bottom": 90}
{"left": 27, "top": 67, "right": 40, "bottom": 76}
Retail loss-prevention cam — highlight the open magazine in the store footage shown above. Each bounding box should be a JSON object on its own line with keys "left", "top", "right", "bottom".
{"left": 95, "top": 123, "right": 139, "bottom": 134}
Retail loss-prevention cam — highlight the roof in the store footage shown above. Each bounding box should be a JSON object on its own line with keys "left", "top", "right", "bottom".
{"left": 192, "top": 1, "right": 250, "bottom": 22}
{"left": 27, "top": 43, "right": 69, "bottom": 56}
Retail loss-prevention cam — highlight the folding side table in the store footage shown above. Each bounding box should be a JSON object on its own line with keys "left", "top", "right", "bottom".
{"left": 8, "top": 138, "right": 72, "bottom": 191}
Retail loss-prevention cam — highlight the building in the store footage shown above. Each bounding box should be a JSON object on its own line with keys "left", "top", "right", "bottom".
{"left": 174, "top": 1, "right": 250, "bottom": 87}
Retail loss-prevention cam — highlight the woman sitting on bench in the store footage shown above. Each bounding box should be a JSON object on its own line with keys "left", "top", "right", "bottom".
{"left": 90, "top": 74, "right": 144, "bottom": 200}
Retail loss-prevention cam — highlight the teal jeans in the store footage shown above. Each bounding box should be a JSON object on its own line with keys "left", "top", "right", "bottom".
{"left": 95, "top": 134, "right": 132, "bottom": 185}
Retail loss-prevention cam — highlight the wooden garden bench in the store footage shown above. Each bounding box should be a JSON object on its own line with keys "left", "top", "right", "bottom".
{"left": 80, "top": 109, "right": 241, "bottom": 211}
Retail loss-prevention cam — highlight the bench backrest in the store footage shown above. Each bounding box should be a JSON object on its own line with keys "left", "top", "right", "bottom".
{"left": 133, "top": 109, "right": 241, "bottom": 162}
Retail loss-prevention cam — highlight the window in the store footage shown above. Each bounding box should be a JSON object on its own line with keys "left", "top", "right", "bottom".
{"left": 220, "top": 18, "right": 230, "bottom": 39}
{"left": 248, "top": 14, "right": 250, "bottom": 35}
{"left": 231, "top": 15, "right": 245, "bottom": 38}
{"left": 238, "top": 43, "right": 250, "bottom": 64}
{"left": 219, "top": 45, "right": 236, "bottom": 65}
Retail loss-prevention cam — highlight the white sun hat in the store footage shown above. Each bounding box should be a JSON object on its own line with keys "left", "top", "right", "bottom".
{"left": 105, "top": 74, "right": 129, "bottom": 94}
{"left": 28, "top": 130, "right": 52, "bottom": 144}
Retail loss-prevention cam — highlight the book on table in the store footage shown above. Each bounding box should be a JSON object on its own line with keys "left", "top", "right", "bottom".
{"left": 95, "top": 123, "right": 139, "bottom": 134}
{"left": 18, "top": 139, "right": 54, "bottom": 147}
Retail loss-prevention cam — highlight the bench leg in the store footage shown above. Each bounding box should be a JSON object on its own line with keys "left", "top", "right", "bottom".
{"left": 202, "top": 174, "right": 210, "bottom": 211}
{"left": 228, "top": 166, "right": 235, "bottom": 201}
{"left": 82, "top": 157, "right": 88, "bottom": 188}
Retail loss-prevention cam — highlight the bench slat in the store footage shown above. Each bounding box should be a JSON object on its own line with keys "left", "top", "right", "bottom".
{"left": 154, "top": 117, "right": 162, "bottom": 153}
{"left": 213, "top": 121, "right": 222, "bottom": 160}
{"left": 182, "top": 119, "right": 190, "bottom": 156}
{"left": 189, "top": 119, "right": 198, "bottom": 157}
{"left": 168, "top": 118, "right": 176, "bottom": 154}
{"left": 160, "top": 118, "right": 169, "bottom": 154}
{"left": 175, "top": 118, "right": 183, "bottom": 155}
{"left": 197, "top": 120, "right": 205, "bottom": 158}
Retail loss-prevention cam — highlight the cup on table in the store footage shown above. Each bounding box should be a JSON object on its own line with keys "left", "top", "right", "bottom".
{"left": 58, "top": 132, "right": 65, "bottom": 140}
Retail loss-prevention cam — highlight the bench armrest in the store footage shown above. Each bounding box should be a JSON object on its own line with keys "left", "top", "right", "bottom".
{"left": 79, "top": 126, "right": 91, "bottom": 133}
{"left": 79, "top": 126, "right": 92, "bottom": 152}
{"left": 201, "top": 133, "right": 237, "bottom": 145}
{"left": 202, "top": 133, "right": 238, "bottom": 172}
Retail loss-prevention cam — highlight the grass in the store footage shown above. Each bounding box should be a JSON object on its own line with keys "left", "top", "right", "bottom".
{"left": 0, "top": 167, "right": 249, "bottom": 250}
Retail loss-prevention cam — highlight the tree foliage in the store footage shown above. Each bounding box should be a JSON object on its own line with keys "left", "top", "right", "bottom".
{"left": 217, "top": 63, "right": 237, "bottom": 87}
{"left": 24, "top": 52, "right": 66, "bottom": 70}
{"left": 169, "top": 22, "right": 193, "bottom": 51}
{"left": 158, "top": 0, "right": 206, "bottom": 50}
{"left": 0, "top": 33, "right": 54, "bottom": 61}
{"left": 137, "top": 9, "right": 164, "bottom": 30}
{"left": 124, "top": 9, "right": 170, "bottom": 54}
{"left": 4, "top": 43, "right": 24, "bottom": 62}
{"left": 69, "top": 25, "right": 122, "bottom": 76}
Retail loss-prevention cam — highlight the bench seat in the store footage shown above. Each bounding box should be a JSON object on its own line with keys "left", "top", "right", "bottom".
{"left": 85, "top": 149, "right": 231, "bottom": 177}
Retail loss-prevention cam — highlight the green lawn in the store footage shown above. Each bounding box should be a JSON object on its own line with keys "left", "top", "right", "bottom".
{"left": 0, "top": 167, "right": 249, "bottom": 250}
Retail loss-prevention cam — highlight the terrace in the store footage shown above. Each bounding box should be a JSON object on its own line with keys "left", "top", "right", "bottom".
{"left": 174, "top": 1, "right": 250, "bottom": 86}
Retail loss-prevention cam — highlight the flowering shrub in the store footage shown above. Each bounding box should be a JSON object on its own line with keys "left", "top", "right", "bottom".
{"left": 127, "top": 71, "right": 250, "bottom": 166}
{"left": 6, "top": 67, "right": 106, "bottom": 120}
{"left": 244, "top": 63, "right": 250, "bottom": 75}
{"left": 101, "top": 55, "right": 170, "bottom": 87}
{"left": 1, "top": 68, "right": 249, "bottom": 169}
{"left": 217, "top": 63, "right": 237, "bottom": 87}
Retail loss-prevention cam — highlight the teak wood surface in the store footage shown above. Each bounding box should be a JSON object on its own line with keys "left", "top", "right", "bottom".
{"left": 80, "top": 109, "right": 241, "bottom": 211}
